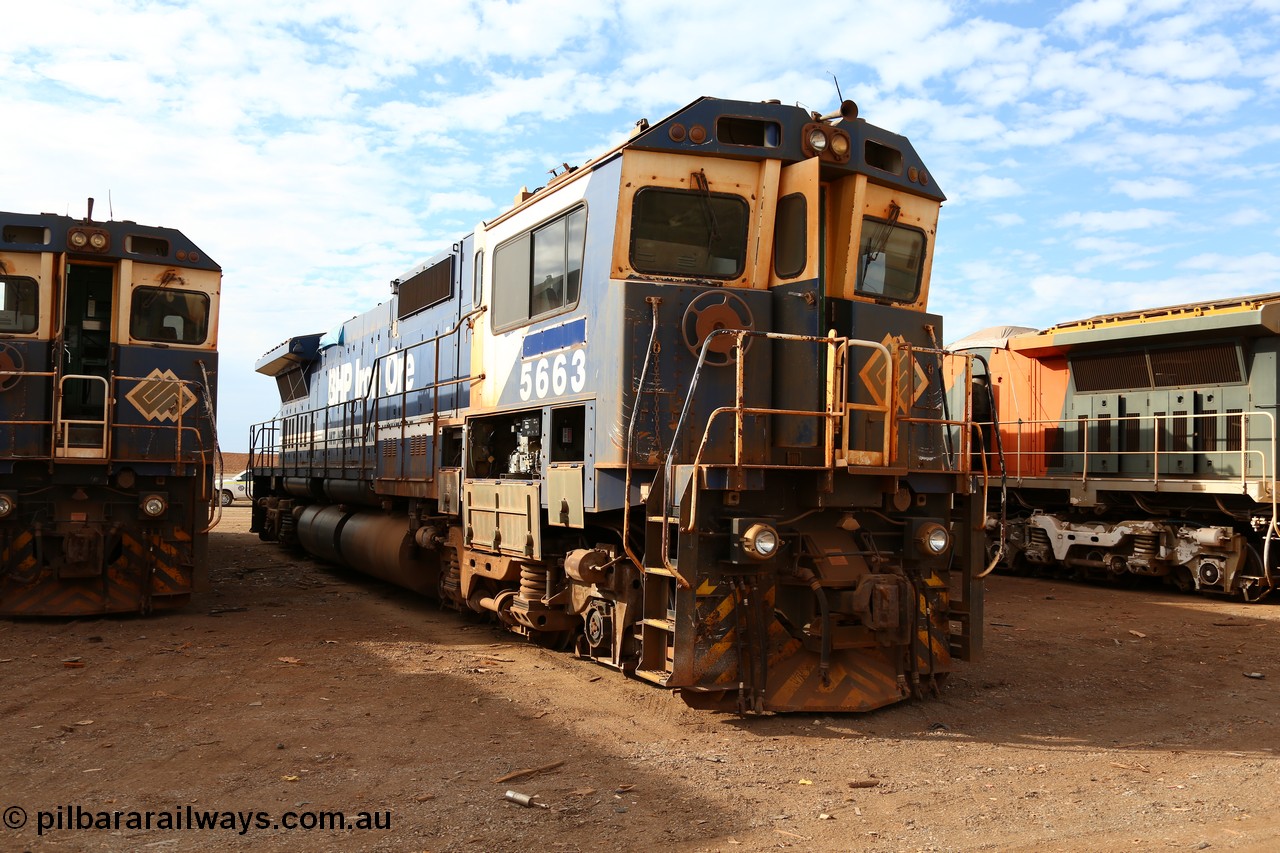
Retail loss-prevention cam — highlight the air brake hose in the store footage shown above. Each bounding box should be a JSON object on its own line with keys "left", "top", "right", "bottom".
{"left": 972, "top": 353, "right": 1008, "bottom": 578}
{"left": 783, "top": 563, "right": 831, "bottom": 685}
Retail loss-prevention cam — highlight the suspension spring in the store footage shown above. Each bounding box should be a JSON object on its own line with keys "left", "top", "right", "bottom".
{"left": 278, "top": 510, "right": 297, "bottom": 548}
{"left": 1132, "top": 533, "right": 1158, "bottom": 558}
{"left": 519, "top": 563, "right": 549, "bottom": 602}
{"left": 440, "top": 550, "right": 462, "bottom": 607}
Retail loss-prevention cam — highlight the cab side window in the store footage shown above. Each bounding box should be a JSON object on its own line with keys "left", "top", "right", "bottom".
{"left": 492, "top": 207, "right": 586, "bottom": 331}
{"left": 0, "top": 276, "right": 38, "bottom": 334}
{"left": 130, "top": 287, "right": 210, "bottom": 344}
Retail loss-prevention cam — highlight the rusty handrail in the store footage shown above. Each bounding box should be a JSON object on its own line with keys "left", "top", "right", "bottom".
{"left": 251, "top": 307, "right": 485, "bottom": 484}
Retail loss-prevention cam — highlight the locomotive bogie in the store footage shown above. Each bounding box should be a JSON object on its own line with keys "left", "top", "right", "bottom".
{"left": 250, "top": 97, "right": 983, "bottom": 712}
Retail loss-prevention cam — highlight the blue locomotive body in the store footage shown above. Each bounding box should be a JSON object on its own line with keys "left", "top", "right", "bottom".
{"left": 251, "top": 97, "right": 983, "bottom": 713}
{"left": 0, "top": 209, "right": 221, "bottom": 614}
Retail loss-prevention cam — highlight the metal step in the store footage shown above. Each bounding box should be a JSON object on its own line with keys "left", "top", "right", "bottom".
{"left": 634, "top": 669, "right": 671, "bottom": 686}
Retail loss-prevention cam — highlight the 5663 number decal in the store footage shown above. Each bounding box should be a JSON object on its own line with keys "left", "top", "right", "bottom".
{"left": 519, "top": 348, "right": 587, "bottom": 401}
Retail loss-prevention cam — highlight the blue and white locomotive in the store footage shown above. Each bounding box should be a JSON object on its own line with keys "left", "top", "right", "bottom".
{"left": 250, "top": 96, "right": 983, "bottom": 713}
{"left": 0, "top": 205, "right": 221, "bottom": 615}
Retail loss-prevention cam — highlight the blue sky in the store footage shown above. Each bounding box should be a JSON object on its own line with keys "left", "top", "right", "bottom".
{"left": 6, "top": 0, "right": 1280, "bottom": 450}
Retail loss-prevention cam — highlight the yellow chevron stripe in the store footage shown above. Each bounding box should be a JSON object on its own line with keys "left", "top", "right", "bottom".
{"left": 695, "top": 598, "right": 740, "bottom": 684}
{"left": 766, "top": 646, "right": 907, "bottom": 712}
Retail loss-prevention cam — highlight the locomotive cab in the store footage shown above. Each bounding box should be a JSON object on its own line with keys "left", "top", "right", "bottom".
{"left": 0, "top": 209, "right": 220, "bottom": 615}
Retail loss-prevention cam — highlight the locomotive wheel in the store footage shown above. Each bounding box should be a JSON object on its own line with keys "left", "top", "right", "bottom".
{"left": 1239, "top": 543, "right": 1269, "bottom": 602}
{"left": 681, "top": 291, "right": 754, "bottom": 366}
{"left": 585, "top": 603, "right": 610, "bottom": 649}
{"left": 0, "top": 343, "right": 24, "bottom": 392}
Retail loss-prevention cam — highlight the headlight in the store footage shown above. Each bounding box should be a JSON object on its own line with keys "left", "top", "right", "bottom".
{"left": 69, "top": 228, "right": 108, "bottom": 252}
{"left": 742, "top": 522, "right": 780, "bottom": 560}
{"left": 0, "top": 494, "right": 14, "bottom": 518}
{"left": 141, "top": 495, "right": 167, "bottom": 517}
{"left": 807, "top": 128, "right": 828, "bottom": 152}
{"left": 829, "top": 131, "right": 851, "bottom": 158}
{"left": 917, "top": 522, "right": 951, "bottom": 556}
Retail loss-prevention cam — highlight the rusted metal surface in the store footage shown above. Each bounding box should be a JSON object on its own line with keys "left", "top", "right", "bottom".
{"left": 0, "top": 524, "right": 194, "bottom": 616}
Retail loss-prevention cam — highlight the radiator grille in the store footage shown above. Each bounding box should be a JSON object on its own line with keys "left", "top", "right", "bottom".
{"left": 1150, "top": 344, "right": 1241, "bottom": 387}
{"left": 1197, "top": 412, "right": 1218, "bottom": 453}
{"left": 1072, "top": 352, "right": 1150, "bottom": 392}
{"left": 1227, "top": 409, "right": 1243, "bottom": 452}
{"left": 1172, "top": 411, "right": 1189, "bottom": 453}
{"left": 398, "top": 256, "right": 454, "bottom": 319}
{"left": 1071, "top": 343, "right": 1242, "bottom": 392}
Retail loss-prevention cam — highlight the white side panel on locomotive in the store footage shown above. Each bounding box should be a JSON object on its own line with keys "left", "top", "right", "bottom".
{"left": 472, "top": 165, "right": 601, "bottom": 412}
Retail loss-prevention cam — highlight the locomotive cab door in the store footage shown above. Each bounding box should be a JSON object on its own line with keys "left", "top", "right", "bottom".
{"left": 54, "top": 258, "right": 114, "bottom": 457}
{"left": 769, "top": 158, "right": 825, "bottom": 457}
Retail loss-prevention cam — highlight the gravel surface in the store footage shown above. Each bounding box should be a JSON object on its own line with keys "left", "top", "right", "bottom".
{"left": 1, "top": 506, "right": 1277, "bottom": 852}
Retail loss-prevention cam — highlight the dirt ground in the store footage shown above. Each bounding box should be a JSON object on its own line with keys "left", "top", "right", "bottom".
{"left": 1, "top": 506, "right": 1278, "bottom": 852}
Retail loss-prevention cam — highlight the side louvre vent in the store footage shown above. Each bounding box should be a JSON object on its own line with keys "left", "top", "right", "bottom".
{"left": 398, "top": 256, "right": 454, "bottom": 320}
{"left": 1149, "top": 344, "right": 1241, "bottom": 387}
{"left": 1071, "top": 343, "right": 1242, "bottom": 392}
{"left": 1072, "top": 352, "right": 1149, "bottom": 393}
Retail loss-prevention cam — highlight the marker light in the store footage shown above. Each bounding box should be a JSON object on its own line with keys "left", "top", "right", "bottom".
{"left": 141, "top": 495, "right": 167, "bottom": 517}
{"left": 0, "top": 494, "right": 14, "bottom": 518}
{"left": 741, "top": 522, "right": 780, "bottom": 560}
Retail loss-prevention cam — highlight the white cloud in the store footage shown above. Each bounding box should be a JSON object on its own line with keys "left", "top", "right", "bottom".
{"left": 1001, "top": 106, "right": 1104, "bottom": 148}
{"left": 1180, "top": 251, "right": 1280, "bottom": 278}
{"left": 1112, "top": 177, "right": 1193, "bottom": 198}
{"left": 422, "top": 191, "right": 498, "bottom": 217}
{"left": 1120, "top": 34, "right": 1242, "bottom": 79}
{"left": 1222, "top": 207, "right": 1270, "bottom": 226}
{"left": 1054, "top": 208, "right": 1177, "bottom": 232}
{"left": 1070, "top": 235, "right": 1167, "bottom": 272}
{"left": 964, "top": 175, "right": 1026, "bottom": 201}
{"left": 1054, "top": 0, "right": 1132, "bottom": 39}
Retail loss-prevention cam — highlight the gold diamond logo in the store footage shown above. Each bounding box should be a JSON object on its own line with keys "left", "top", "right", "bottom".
{"left": 896, "top": 346, "right": 932, "bottom": 414}
{"left": 857, "top": 333, "right": 900, "bottom": 410}
{"left": 124, "top": 368, "right": 198, "bottom": 422}
{"left": 854, "top": 334, "right": 934, "bottom": 414}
